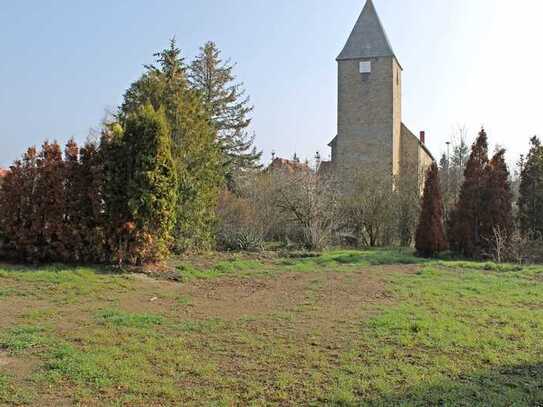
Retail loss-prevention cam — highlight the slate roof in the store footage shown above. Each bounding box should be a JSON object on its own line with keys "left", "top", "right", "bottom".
{"left": 337, "top": 0, "right": 396, "bottom": 61}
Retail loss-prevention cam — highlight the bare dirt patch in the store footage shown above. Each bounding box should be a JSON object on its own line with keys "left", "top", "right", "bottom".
{"left": 0, "top": 350, "right": 37, "bottom": 386}
{"left": 117, "top": 264, "right": 419, "bottom": 324}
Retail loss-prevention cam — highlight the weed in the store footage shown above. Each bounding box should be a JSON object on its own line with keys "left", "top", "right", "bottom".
{"left": 96, "top": 309, "right": 164, "bottom": 328}
{"left": 0, "top": 325, "right": 48, "bottom": 354}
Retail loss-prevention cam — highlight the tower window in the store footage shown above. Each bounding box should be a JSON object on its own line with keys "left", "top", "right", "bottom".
{"left": 359, "top": 61, "right": 371, "bottom": 74}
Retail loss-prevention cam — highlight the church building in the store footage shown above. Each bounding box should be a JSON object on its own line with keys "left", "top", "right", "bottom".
{"left": 322, "top": 0, "right": 434, "bottom": 186}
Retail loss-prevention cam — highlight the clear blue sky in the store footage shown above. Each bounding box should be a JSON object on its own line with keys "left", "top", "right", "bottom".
{"left": 1, "top": 0, "right": 542, "bottom": 169}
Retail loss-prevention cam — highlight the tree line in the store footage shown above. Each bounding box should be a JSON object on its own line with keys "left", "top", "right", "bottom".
{"left": 416, "top": 129, "right": 543, "bottom": 262}
{"left": 0, "top": 40, "right": 261, "bottom": 264}
{"left": 1, "top": 40, "right": 542, "bottom": 265}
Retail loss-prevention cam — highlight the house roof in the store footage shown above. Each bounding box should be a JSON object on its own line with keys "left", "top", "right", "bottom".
{"left": 267, "top": 158, "right": 311, "bottom": 174}
{"left": 0, "top": 168, "right": 8, "bottom": 178}
{"left": 337, "top": 0, "right": 396, "bottom": 61}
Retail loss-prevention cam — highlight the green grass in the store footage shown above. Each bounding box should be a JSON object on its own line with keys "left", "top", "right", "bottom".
{"left": 96, "top": 309, "right": 164, "bottom": 328}
{"left": 0, "top": 373, "right": 32, "bottom": 405}
{"left": 327, "top": 266, "right": 543, "bottom": 405}
{"left": 0, "top": 325, "right": 50, "bottom": 354}
{"left": 1, "top": 249, "right": 542, "bottom": 405}
{"left": 176, "top": 248, "right": 427, "bottom": 279}
{"left": 176, "top": 258, "right": 266, "bottom": 280}
{"left": 0, "top": 264, "right": 133, "bottom": 304}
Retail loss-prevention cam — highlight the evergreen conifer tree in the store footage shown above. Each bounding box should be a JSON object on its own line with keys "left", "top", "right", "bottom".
{"left": 415, "top": 163, "right": 448, "bottom": 257}
{"left": 120, "top": 40, "right": 223, "bottom": 253}
{"left": 63, "top": 139, "right": 84, "bottom": 260}
{"left": 103, "top": 106, "right": 177, "bottom": 264}
{"left": 33, "top": 141, "right": 66, "bottom": 261}
{"left": 64, "top": 139, "right": 105, "bottom": 263}
{"left": 122, "top": 105, "right": 177, "bottom": 263}
{"left": 482, "top": 148, "right": 514, "bottom": 245}
{"left": 449, "top": 129, "right": 514, "bottom": 258}
{"left": 518, "top": 136, "right": 543, "bottom": 238}
{"left": 448, "top": 129, "right": 489, "bottom": 257}
{"left": 0, "top": 148, "right": 38, "bottom": 260}
{"left": 189, "top": 41, "right": 262, "bottom": 187}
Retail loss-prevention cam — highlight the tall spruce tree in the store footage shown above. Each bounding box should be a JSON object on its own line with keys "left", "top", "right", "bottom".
{"left": 120, "top": 39, "right": 223, "bottom": 253}
{"left": 518, "top": 136, "right": 543, "bottom": 238}
{"left": 416, "top": 163, "right": 448, "bottom": 257}
{"left": 189, "top": 41, "right": 262, "bottom": 187}
{"left": 448, "top": 129, "right": 489, "bottom": 257}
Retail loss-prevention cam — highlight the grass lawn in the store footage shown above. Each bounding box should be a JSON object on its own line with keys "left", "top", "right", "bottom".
{"left": 0, "top": 249, "right": 542, "bottom": 406}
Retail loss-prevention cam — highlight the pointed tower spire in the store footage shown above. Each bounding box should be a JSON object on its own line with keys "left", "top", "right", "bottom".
{"left": 337, "top": 0, "right": 395, "bottom": 61}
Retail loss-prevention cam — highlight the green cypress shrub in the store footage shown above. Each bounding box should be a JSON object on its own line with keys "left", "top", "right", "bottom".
{"left": 105, "top": 105, "right": 177, "bottom": 264}
{"left": 120, "top": 40, "right": 223, "bottom": 253}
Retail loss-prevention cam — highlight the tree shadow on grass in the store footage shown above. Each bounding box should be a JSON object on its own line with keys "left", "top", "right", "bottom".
{"left": 359, "top": 363, "right": 543, "bottom": 407}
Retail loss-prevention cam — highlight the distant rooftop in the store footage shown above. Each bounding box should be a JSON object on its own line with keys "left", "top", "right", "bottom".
{"left": 267, "top": 158, "right": 310, "bottom": 174}
{"left": 337, "top": 0, "right": 396, "bottom": 61}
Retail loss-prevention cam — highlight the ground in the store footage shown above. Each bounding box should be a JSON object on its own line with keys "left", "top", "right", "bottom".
{"left": 0, "top": 250, "right": 542, "bottom": 406}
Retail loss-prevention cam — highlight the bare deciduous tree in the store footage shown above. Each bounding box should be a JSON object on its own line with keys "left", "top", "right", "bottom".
{"left": 271, "top": 170, "right": 340, "bottom": 251}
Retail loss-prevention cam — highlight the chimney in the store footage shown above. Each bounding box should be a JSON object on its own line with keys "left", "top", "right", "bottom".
{"left": 419, "top": 131, "right": 426, "bottom": 144}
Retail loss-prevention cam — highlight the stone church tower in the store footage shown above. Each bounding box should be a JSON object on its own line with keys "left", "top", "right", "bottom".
{"left": 323, "top": 0, "right": 433, "bottom": 187}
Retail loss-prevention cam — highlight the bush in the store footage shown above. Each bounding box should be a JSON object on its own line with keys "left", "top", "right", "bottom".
{"left": 0, "top": 141, "right": 107, "bottom": 264}
{"left": 104, "top": 105, "right": 178, "bottom": 265}
{"left": 485, "top": 228, "right": 543, "bottom": 264}
{"left": 270, "top": 170, "right": 339, "bottom": 251}
{"left": 216, "top": 190, "right": 263, "bottom": 251}
{"left": 338, "top": 166, "right": 422, "bottom": 248}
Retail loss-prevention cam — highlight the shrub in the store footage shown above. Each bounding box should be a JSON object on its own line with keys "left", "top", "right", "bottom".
{"left": 0, "top": 141, "right": 106, "bottom": 264}
{"left": 339, "top": 168, "right": 397, "bottom": 248}
{"left": 0, "top": 143, "right": 69, "bottom": 263}
{"left": 63, "top": 139, "right": 106, "bottom": 263}
{"left": 216, "top": 190, "right": 263, "bottom": 251}
{"left": 271, "top": 170, "right": 339, "bottom": 251}
{"left": 104, "top": 105, "right": 178, "bottom": 265}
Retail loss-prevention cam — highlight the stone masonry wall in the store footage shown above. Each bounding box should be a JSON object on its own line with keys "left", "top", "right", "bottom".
{"left": 336, "top": 56, "right": 396, "bottom": 179}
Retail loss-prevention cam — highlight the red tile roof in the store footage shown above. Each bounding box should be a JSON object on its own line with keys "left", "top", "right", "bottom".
{"left": 267, "top": 158, "right": 311, "bottom": 174}
{"left": 0, "top": 168, "right": 8, "bottom": 178}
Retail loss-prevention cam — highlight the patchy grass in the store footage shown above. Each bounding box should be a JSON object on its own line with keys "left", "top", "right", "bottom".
{"left": 0, "top": 250, "right": 542, "bottom": 405}
{"left": 0, "top": 325, "right": 50, "bottom": 354}
{"left": 96, "top": 309, "right": 164, "bottom": 328}
{"left": 327, "top": 266, "right": 543, "bottom": 405}
{"left": 176, "top": 258, "right": 266, "bottom": 280}
{"left": 0, "top": 264, "right": 133, "bottom": 305}
{"left": 0, "top": 372, "right": 32, "bottom": 405}
{"left": 175, "top": 248, "right": 426, "bottom": 279}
